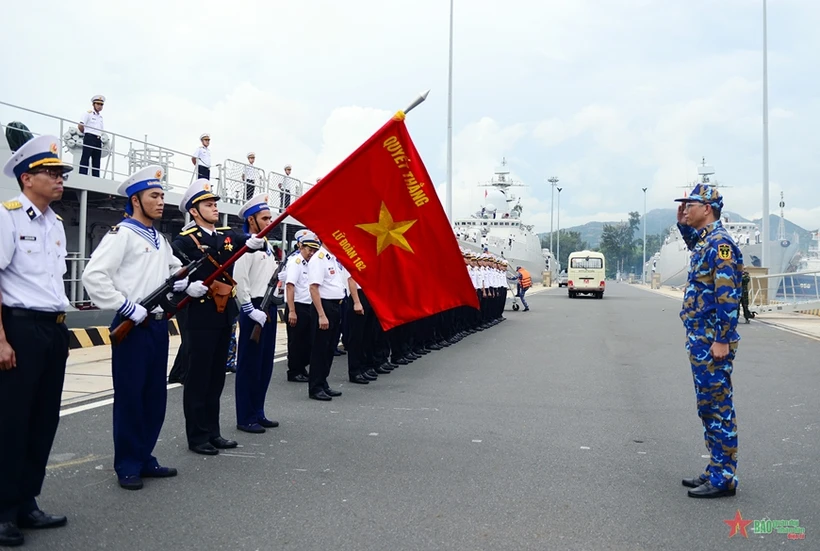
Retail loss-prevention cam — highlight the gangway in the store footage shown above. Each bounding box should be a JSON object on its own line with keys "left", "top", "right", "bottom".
{"left": 749, "top": 270, "right": 820, "bottom": 315}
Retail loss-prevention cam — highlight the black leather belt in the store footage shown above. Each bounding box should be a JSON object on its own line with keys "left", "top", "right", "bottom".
{"left": 4, "top": 307, "right": 66, "bottom": 324}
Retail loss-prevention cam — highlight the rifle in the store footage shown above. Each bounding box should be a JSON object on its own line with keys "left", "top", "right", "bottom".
{"left": 249, "top": 256, "right": 288, "bottom": 343}
{"left": 110, "top": 246, "right": 208, "bottom": 346}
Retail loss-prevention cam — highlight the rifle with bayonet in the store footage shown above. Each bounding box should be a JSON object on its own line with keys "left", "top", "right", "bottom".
{"left": 110, "top": 246, "right": 208, "bottom": 346}
{"left": 249, "top": 256, "right": 288, "bottom": 343}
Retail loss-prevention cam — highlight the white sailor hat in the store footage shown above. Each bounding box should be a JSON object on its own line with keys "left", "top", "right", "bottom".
{"left": 91, "top": 95, "right": 105, "bottom": 104}
{"left": 3, "top": 135, "right": 73, "bottom": 179}
{"left": 247, "top": 152, "right": 255, "bottom": 158}
{"left": 294, "top": 229, "right": 311, "bottom": 242}
{"left": 179, "top": 178, "right": 220, "bottom": 214}
{"left": 200, "top": 133, "right": 210, "bottom": 141}
{"left": 238, "top": 193, "right": 270, "bottom": 220}
{"left": 117, "top": 165, "right": 164, "bottom": 215}
{"left": 284, "top": 164, "right": 292, "bottom": 170}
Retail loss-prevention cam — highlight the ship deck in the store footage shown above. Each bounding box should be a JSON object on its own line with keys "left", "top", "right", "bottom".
{"left": 31, "top": 284, "right": 820, "bottom": 549}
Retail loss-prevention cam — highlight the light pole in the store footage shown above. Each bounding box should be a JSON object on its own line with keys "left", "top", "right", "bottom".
{"left": 642, "top": 187, "right": 648, "bottom": 284}
{"left": 548, "top": 176, "right": 559, "bottom": 260}
{"left": 761, "top": 0, "right": 770, "bottom": 268}
{"left": 557, "top": 187, "right": 563, "bottom": 272}
{"left": 445, "top": 0, "right": 454, "bottom": 223}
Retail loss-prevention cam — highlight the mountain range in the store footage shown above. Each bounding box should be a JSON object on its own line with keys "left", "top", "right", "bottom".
{"left": 541, "top": 209, "right": 813, "bottom": 250}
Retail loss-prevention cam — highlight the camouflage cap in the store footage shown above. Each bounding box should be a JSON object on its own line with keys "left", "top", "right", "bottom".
{"left": 674, "top": 183, "right": 723, "bottom": 210}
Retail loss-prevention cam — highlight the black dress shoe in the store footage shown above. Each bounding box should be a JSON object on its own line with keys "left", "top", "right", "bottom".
{"left": 681, "top": 476, "right": 708, "bottom": 488}
{"left": 189, "top": 442, "right": 219, "bottom": 455}
{"left": 287, "top": 374, "right": 309, "bottom": 383}
{"left": 378, "top": 363, "right": 394, "bottom": 371}
{"left": 373, "top": 365, "right": 391, "bottom": 375}
{"left": 210, "top": 437, "right": 238, "bottom": 449}
{"left": 118, "top": 475, "right": 144, "bottom": 490}
{"left": 428, "top": 343, "right": 443, "bottom": 351}
{"left": 17, "top": 510, "right": 68, "bottom": 529}
{"left": 325, "top": 388, "right": 342, "bottom": 397}
{"left": 258, "top": 418, "right": 279, "bottom": 428}
{"left": 237, "top": 423, "right": 266, "bottom": 434}
{"left": 349, "top": 375, "right": 369, "bottom": 384}
{"left": 687, "top": 481, "right": 736, "bottom": 498}
{"left": 310, "top": 391, "right": 332, "bottom": 401}
{"left": 413, "top": 348, "right": 429, "bottom": 355}
{"left": 168, "top": 377, "right": 182, "bottom": 384}
{"left": 141, "top": 466, "right": 178, "bottom": 478}
{"left": 387, "top": 361, "right": 399, "bottom": 368}
{"left": 0, "top": 522, "right": 23, "bottom": 546}
{"left": 226, "top": 366, "right": 237, "bottom": 373}
{"left": 393, "top": 358, "right": 409, "bottom": 365}
{"left": 362, "top": 371, "right": 378, "bottom": 380}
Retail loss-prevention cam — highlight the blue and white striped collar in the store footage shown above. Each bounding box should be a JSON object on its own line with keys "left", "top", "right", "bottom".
{"left": 120, "top": 218, "right": 160, "bottom": 250}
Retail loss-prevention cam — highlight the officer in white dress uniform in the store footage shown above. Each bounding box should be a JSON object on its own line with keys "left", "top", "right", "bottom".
{"left": 82, "top": 166, "right": 206, "bottom": 490}
{"left": 0, "top": 135, "right": 73, "bottom": 546}
{"left": 191, "top": 133, "right": 211, "bottom": 180}
{"left": 241, "top": 152, "right": 259, "bottom": 201}
{"left": 284, "top": 232, "right": 319, "bottom": 382}
{"left": 306, "top": 247, "right": 348, "bottom": 400}
{"left": 78, "top": 94, "right": 105, "bottom": 177}
{"left": 233, "top": 193, "right": 280, "bottom": 434}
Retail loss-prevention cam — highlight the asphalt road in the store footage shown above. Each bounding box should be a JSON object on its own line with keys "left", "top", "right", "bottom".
{"left": 22, "top": 283, "right": 819, "bottom": 550}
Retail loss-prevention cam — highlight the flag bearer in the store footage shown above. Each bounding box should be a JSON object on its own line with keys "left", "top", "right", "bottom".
{"left": 234, "top": 193, "right": 279, "bottom": 434}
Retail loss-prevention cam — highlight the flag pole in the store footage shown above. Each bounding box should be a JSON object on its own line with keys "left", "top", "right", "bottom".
{"left": 173, "top": 90, "right": 432, "bottom": 311}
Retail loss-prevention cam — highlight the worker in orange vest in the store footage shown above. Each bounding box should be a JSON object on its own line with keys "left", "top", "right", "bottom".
{"left": 516, "top": 266, "right": 532, "bottom": 312}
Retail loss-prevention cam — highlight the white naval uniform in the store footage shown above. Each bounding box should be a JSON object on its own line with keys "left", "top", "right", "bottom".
{"left": 79, "top": 109, "right": 104, "bottom": 136}
{"left": 82, "top": 219, "right": 182, "bottom": 314}
{"left": 0, "top": 195, "right": 70, "bottom": 312}
{"left": 234, "top": 240, "right": 278, "bottom": 312}
{"left": 193, "top": 146, "right": 211, "bottom": 169}
{"left": 308, "top": 249, "right": 347, "bottom": 300}
{"left": 285, "top": 253, "right": 313, "bottom": 304}
{"left": 243, "top": 164, "right": 259, "bottom": 182}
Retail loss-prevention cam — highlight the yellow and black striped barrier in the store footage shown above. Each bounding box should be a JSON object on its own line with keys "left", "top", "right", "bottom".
{"left": 68, "top": 318, "right": 181, "bottom": 349}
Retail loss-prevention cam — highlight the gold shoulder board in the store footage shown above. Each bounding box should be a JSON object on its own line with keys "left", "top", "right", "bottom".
{"left": 318, "top": 252, "right": 325, "bottom": 259}
{"left": 180, "top": 227, "right": 197, "bottom": 236}
{"left": 216, "top": 226, "right": 231, "bottom": 231}
{"left": 108, "top": 225, "right": 119, "bottom": 234}
{"left": 2, "top": 200, "right": 22, "bottom": 210}
{"left": 55, "top": 214, "right": 63, "bottom": 221}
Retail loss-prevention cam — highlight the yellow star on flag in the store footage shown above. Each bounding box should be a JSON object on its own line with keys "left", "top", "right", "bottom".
{"left": 356, "top": 202, "right": 417, "bottom": 255}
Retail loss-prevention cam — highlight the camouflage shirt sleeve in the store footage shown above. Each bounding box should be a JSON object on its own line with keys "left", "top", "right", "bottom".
{"left": 677, "top": 223, "right": 700, "bottom": 251}
{"left": 708, "top": 235, "right": 741, "bottom": 343}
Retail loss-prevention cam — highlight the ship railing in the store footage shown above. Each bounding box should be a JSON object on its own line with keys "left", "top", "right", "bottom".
{"left": 209, "top": 162, "right": 314, "bottom": 215}
{"left": 1, "top": 100, "right": 199, "bottom": 192}
{"left": 748, "top": 269, "right": 820, "bottom": 315}
{"left": 65, "top": 253, "right": 93, "bottom": 309}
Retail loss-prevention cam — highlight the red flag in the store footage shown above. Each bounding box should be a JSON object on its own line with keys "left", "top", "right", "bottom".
{"left": 484, "top": 189, "right": 488, "bottom": 198}
{"left": 287, "top": 113, "right": 478, "bottom": 330}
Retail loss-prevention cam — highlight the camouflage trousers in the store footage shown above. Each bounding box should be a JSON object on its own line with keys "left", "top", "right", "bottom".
{"left": 687, "top": 341, "right": 738, "bottom": 490}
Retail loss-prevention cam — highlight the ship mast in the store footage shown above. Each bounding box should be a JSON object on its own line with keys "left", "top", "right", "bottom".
{"left": 777, "top": 191, "right": 786, "bottom": 241}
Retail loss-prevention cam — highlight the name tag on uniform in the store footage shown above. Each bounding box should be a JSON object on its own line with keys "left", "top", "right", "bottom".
{"left": 19, "top": 235, "right": 36, "bottom": 241}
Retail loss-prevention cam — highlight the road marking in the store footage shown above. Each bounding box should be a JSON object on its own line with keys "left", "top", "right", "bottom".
{"left": 47, "top": 454, "right": 104, "bottom": 470}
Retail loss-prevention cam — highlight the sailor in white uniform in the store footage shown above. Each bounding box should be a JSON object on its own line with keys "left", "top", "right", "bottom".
{"left": 233, "top": 193, "right": 280, "bottom": 434}
{"left": 78, "top": 94, "right": 105, "bottom": 177}
{"left": 82, "top": 166, "right": 206, "bottom": 491}
{"left": 191, "top": 133, "right": 211, "bottom": 180}
{"left": 284, "top": 232, "right": 320, "bottom": 382}
{"left": 0, "top": 135, "right": 73, "bottom": 547}
{"left": 241, "top": 152, "right": 259, "bottom": 201}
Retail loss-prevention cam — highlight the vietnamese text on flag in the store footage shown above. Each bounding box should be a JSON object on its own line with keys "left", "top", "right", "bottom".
{"left": 286, "top": 113, "right": 479, "bottom": 330}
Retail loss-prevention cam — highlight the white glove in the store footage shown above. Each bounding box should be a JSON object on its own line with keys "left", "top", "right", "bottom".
{"left": 248, "top": 309, "right": 267, "bottom": 327}
{"left": 172, "top": 276, "right": 189, "bottom": 292}
{"left": 129, "top": 304, "right": 148, "bottom": 324}
{"left": 246, "top": 234, "right": 265, "bottom": 250}
{"left": 186, "top": 280, "right": 209, "bottom": 298}
{"left": 277, "top": 269, "right": 287, "bottom": 282}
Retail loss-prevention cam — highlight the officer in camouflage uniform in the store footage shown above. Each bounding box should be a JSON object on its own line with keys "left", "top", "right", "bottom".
{"left": 674, "top": 183, "right": 742, "bottom": 499}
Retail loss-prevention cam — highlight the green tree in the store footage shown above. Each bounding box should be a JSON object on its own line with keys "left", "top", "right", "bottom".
{"left": 539, "top": 230, "right": 589, "bottom": 271}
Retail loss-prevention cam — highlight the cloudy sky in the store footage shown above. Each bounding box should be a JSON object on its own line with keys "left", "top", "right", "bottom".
{"left": 1, "top": 0, "right": 818, "bottom": 232}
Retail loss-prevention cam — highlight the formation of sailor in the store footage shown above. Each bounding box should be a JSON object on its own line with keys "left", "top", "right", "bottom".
{"left": 82, "top": 166, "right": 186, "bottom": 490}
{"left": 191, "top": 133, "right": 211, "bottom": 180}
{"left": 78, "top": 95, "right": 105, "bottom": 177}
{"left": 172, "top": 179, "right": 265, "bottom": 455}
{"left": 0, "top": 136, "right": 73, "bottom": 547}
{"left": 233, "top": 193, "right": 280, "bottom": 433}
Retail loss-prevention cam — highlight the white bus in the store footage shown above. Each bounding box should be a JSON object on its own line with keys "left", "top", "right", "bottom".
{"left": 567, "top": 250, "right": 606, "bottom": 299}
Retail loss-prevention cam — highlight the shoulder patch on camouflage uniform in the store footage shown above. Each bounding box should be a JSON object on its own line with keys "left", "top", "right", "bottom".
{"left": 108, "top": 225, "right": 119, "bottom": 234}
{"left": 718, "top": 243, "right": 732, "bottom": 260}
{"left": 179, "top": 227, "right": 197, "bottom": 236}
{"left": 2, "top": 200, "right": 22, "bottom": 210}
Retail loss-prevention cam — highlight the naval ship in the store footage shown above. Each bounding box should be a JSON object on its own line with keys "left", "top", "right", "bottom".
{"left": 654, "top": 159, "right": 799, "bottom": 296}
{"left": 0, "top": 100, "right": 308, "bottom": 325}
{"left": 452, "top": 159, "right": 550, "bottom": 279}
